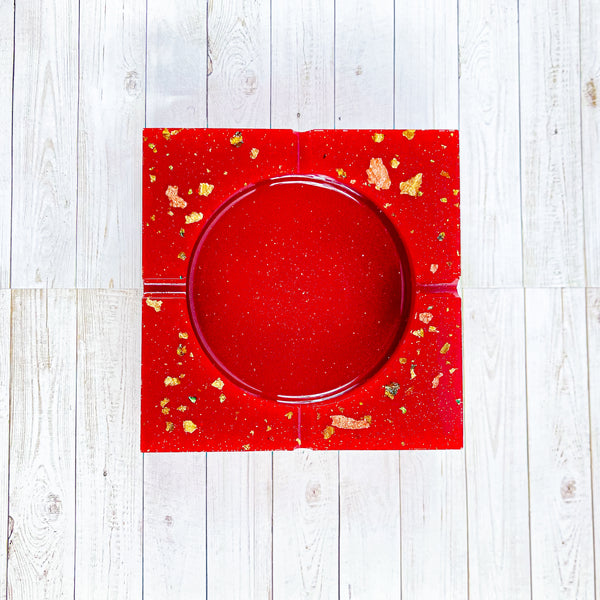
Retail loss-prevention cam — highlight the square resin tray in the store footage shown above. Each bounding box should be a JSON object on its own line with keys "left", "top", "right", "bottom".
{"left": 142, "top": 128, "right": 462, "bottom": 451}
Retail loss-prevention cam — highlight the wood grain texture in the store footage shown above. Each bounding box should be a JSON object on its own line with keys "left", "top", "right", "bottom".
{"left": 11, "top": 0, "right": 78, "bottom": 288}
{"left": 77, "top": 0, "right": 146, "bottom": 289}
{"left": 335, "top": 0, "right": 394, "bottom": 128}
{"left": 0, "top": 291, "right": 10, "bottom": 598}
{"left": 271, "top": 5, "right": 339, "bottom": 600}
{"left": 273, "top": 451, "right": 338, "bottom": 600}
{"left": 526, "top": 288, "right": 594, "bottom": 599}
{"left": 400, "top": 452, "right": 468, "bottom": 599}
{"left": 75, "top": 290, "right": 142, "bottom": 599}
{"left": 7, "top": 290, "right": 76, "bottom": 599}
{"left": 206, "top": 453, "right": 272, "bottom": 599}
{"left": 143, "top": 6, "right": 208, "bottom": 596}
{"left": 143, "top": 454, "right": 206, "bottom": 600}
{"left": 581, "top": 0, "right": 600, "bottom": 285}
{"left": 270, "top": 0, "right": 334, "bottom": 131}
{"left": 207, "top": 0, "right": 270, "bottom": 128}
{"left": 146, "top": 0, "right": 207, "bottom": 128}
{"left": 463, "top": 288, "right": 531, "bottom": 598}
{"left": 519, "top": 0, "right": 584, "bottom": 287}
{"left": 339, "top": 451, "right": 401, "bottom": 600}
{"left": 0, "top": 0, "right": 13, "bottom": 287}
{"left": 459, "top": 0, "right": 523, "bottom": 287}
{"left": 395, "top": 0, "right": 458, "bottom": 129}
{"left": 586, "top": 289, "right": 600, "bottom": 594}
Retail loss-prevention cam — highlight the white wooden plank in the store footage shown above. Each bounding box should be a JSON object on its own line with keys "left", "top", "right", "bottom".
{"left": 519, "top": 0, "right": 584, "bottom": 286}
{"left": 395, "top": 0, "right": 458, "bottom": 129}
{"left": 7, "top": 290, "right": 76, "bottom": 599}
{"left": 400, "top": 452, "right": 467, "bottom": 598}
{"left": 205, "top": 2, "right": 272, "bottom": 596}
{"left": 334, "top": 3, "right": 403, "bottom": 597}
{"left": 526, "top": 288, "right": 594, "bottom": 599}
{"left": 143, "top": 454, "right": 206, "bottom": 600}
{"left": 271, "top": 0, "right": 334, "bottom": 131}
{"left": 273, "top": 450, "right": 338, "bottom": 599}
{"left": 146, "top": 0, "right": 207, "bottom": 128}
{"left": 586, "top": 289, "right": 600, "bottom": 594}
{"left": 11, "top": 0, "right": 78, "bottom": 288}
{"left": 77, "top": 0, "right": 146, "bottom": 288}
{"left": 459, "top": 0, "right": 523, "bottom": 287}
{"left": 339, "top": 451, "right": 401, "bottom": 600}
{"left": 0, "top": 0, "right": 13, "bottom": 287}
{"left": 206, "top": 453, "right": 272, "bottom": 599}
{"left": 75, "top": 290, "right": 142, "bottom": 599}
{"left": 143, "top": 2, "right": 208, "bottom": 596}
{"left": 207, "top": 0, "right": 270, "bottom": 128}
{"left": 0, "top": 290, "right": 10, "bottom": 598}
{"left": 581, "top": 0, "right": 600, "bottom": 286}
{"left": 335, "top": 0, "right": 394, "bottom": 128}
{"left": 270, "top": 4, "right": 339, "bottom": 599}
{"left": 463, "top": 288, "right": 531, "bottom": 598}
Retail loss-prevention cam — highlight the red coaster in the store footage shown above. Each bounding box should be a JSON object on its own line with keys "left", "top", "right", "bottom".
{"left": 142, "top": 128, "right": 462, "bottom": 451}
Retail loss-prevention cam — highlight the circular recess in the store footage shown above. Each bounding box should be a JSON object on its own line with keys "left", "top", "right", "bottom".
{"left": 187, "top": 174, "right": 412, "bottom": 402}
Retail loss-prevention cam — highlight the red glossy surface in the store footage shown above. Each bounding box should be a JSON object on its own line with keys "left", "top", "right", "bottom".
{"left": 141, "top": 128, "right": 463, "bottom": 452}
{"left": 187, "top": 175, "right": 411, "bottom": 401}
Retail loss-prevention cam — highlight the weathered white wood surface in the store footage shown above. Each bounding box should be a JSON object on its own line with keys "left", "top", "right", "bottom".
{"left": 587, "top": 289, "right": 600, "bottom": 592}
{"left": 205, "top": 3, "right": 274, "bottom": 597}
{"left": 143, "top": 3, "right": 208, "bottom": 597}
{"left": 11, "top": 0, "right": 78, "bottom": 288}
{"left": 271, "top": 2, "right": 339, "bottom": 598}
{"left": 8, "top": 290, "right": 77, "bottom": 599}
{"left": 463, "top": 289, "right": 531, "bottom": 599}
{"left": 77, "top": 0, "right": 146, "bottom": 289}
{"left": 519, "top": 0, "right": 584, "bottom": 287}
{"left": 526, "top": 289, "right": 594, "bottom": 599}
{"left": 459, "top": 0, "right": 522, "bottom": 287}
{"left": 0, "top": 291, "right": 10, "bottom": 597}
{"left": 581, "top": 0, "right": 600, "bottom": 286}
{"left": 3, "top": 0, "right": 600, "bottom": 598}
{"left": 75, "top": 290, "right": 143, "bottom": 598}
{"left": 0, "top": 0, "right": 13, "bottom": 287}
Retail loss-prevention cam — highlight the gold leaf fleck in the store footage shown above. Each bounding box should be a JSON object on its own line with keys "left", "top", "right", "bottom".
{"left": 418, "top": 312, "right": 433, "bottom": 324}
{"left": 230, "top": 131, "right": 243, "bottom": 147}
{"left": 177, "top": 252, "right": 186, "bottom": 260}
{"left": 250, "top": 147, "right": 259, "bottom": 159}
{"left": 177, "top": 344, "right": 187, "bottom": 356}
{"left": 399, "top": 357, "right": 407, "bottom": 364}
{"left": 145, "top": 298, "right": 162, "bottom": 312}
{"left": 430, "top": 264, "right": 439, "bottom": 273}
{"left": 285, "top": 411, "right": 293, "bottom": 419}
{"left": 166, "top": 185, "right": 187, "bottom": 208}
{"left": 164, "top": 376, "right": 180, "bottom": 386}
{"left": 331, "top": 415, "right": 370, "bottom": 430}
{"left": 198, "top": 183, "right": 214, "bottom": 196}
{"left": 402, "top": 129, "right": 416, "bottom": 140}
{"left": 441, "top": 342, "right": 451, "bottom": 354}
{"left": 179, "top": 332, "right": 189, "bottom": 339}
{"left": 183, "top": 420, "right": 197, "bottom": 433}
{"left": 219, "top": 393, "right": 226, "bottom": 403}
{"left": 411, "top": 328, "right": 424, "bottom": 338}
{"left": 165, "top": 422, "right": 174, "bottom": 432}
{"left": 336, "top": 168, "right": 347, "bottom": 178}
{"left": 429, "top": 326, "right": 438, "bottom": 332}
{"left": 161, "top": 407, "right": 170, "bottom": 415}
{"left": 242, "top": 444, "right": 250, "bottom": 450}
{"left": 384, "top": 382, "right": 400, "bottom": 399}
{"left": 185, "top": 212, "right": 203, "bottom": 224}
{"left": 400, "top": 173, "right": 423, "bottom": 196}
{"left": 211, "top": 378, "right": 224, "bottom": 390}
{"left": 366, "top": 158, "right": 391, "bottom": 190}
{"left": 453, "top": 189, "right": 460, "bottom": 196}
{"left": 441, "top": 170, "right": 451, "bottom": 178}
{"left": 432, "top": 373, "right": 443, "bottom": 388}
{"left": 149, "top": 174, "right": 156, "bottom": 183}
{"left": 372, "top": 132, "right": 384, "bottom": 143}
{"left": 160, "top": 398, "right": 169, "bottom": 408}
{"left": 323, "top": 426, "right": 335, "bottom": 440}
{"left": 390, "top": 157, "right": 400, "bottom": 169}
{"left": 176, "top": 405, "right": 187, "bottom": 412}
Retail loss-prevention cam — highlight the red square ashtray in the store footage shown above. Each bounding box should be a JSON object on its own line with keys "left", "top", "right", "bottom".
{"left": 141, "top": 128, "right": 462, "bottom": 452}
